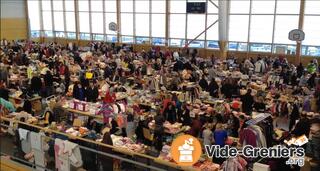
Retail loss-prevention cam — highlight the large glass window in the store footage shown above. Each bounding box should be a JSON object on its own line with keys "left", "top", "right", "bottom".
{"left": 230, "top": 0, "right": 250, "bottom": 14}
{"left": 27, "top": 0, "right": 40, "bottom": 30}
{"left": 135, "top": 0, "right": 149, "bottom": 13}
{"left": 91, "top": 13, "right": 104, "bottom": 34}
{"left": 105, "top": 0, "right": 116, "bottom": 12}
{"left": 251, "top": 0, "right": 275, "bottom": 14}
{"left": 42, "top": 11, "right": 53, "bottom": 30}
{"left": 152, "top": 0, "right": 165, "bottom": 13}
{"left": 229, "top": 15, "right": 249, "bottom": 42}
{"left": 274, "top": 15, "right": 299, "bottom": 44}
{"left": 65, "top": 0, "right": 74, "bottom": 11}
{"left": 121, "top": 13, "right": 133, "bottom": 36}
{"left": 170, "top": 0, "right": 186, "bottom": 13}
{"left": 90, "top": 0, "right": 103, "bottom": 12}
{"left": 78, "top": 0, "right": 89, "bottom": 11}
{"left": 206, "top": 15, "right": 219, "bottom": 41}
{"left": 187, "top": 14, "right": 205, "bottom": 40}
{"left": 53, "top": 0, "right": 63, "bottom": 11}
{"left": 79, "top": 12, "right": 90, "bottom": 33}
{"left": 105, "top": 13, "right": 117, "bottom": 34}
{"left": 170, "top": 14, "right": 186, "bottom": 39}
{"left": 53, "top": 12, "right": 64, "bottom": 31}
{"left": 151, "top": 14, "right": 165, "bottom": 38}
{"left": 303, "top": 16, "right": 320, "bottom": 46}
{"left": 136, "top": 14, "right": 149, "bottom": 37}
{"left": 249, "top": 15, "right": 274, "bottom": 43}
{"left": 121, "top": 0, "right": 133, "bottom": 13}
{"left": 66, "top": 12, "right": 76, "bottom": 32}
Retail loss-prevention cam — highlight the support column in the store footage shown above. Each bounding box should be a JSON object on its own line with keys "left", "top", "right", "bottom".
{"left": 165, "top": 0, "right": 170, "bottom": 47}
{"left": 116, "top": 0, "right": 121, "bottom": 44}
{"left": 296, "top": 0, "right": 305, "bottom": 65}
{"left": 218, "top": 0, "right": 229, "bottom": 59}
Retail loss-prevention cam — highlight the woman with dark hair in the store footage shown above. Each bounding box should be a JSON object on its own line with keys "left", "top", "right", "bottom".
{"left": 99, "top": 129, "right": 114, "bottom": 171}
{"left": 23, "top": 100, "right": 33, "bottom": 115}
{"left": 73, "top": 82, "right": 85, "bottom": 101}
{"left": 208, "top": 78, "right": 219, "bottom": 98}
{"left": 163, "top": 102, "right": 177, "bottom": 124}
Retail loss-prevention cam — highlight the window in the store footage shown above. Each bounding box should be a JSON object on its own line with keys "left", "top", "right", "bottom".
{"left": 250, "top": 43, "right": 272, "bottom": 53}
{"left": 44, "top": 31, "right": 53, "bottom": 37}
{"left": 91, "top": 13, "right": 104, "bottom": 34}
{"left": 170, "top": 14, "right": 186, "bottom": 39}
{"left": 121, "top": 0, "right": 133, "bottom": 13}
{"left": 136, "top": 0, "right": 149, "bottom": 13}
{"left": 188, "top": 40, "right": 204, "bottom": 48}
{"left": 249, "top": 15, "right": 274, "bottom": 43}
{"left": 53, "top": 0, "right": 63, "bottom": 11}
{"left": 187, "top": 14, "right": 205, "bottom": 40}
{"left": 207, "top": 0, "right": 219, "bottom": 14}
{"left": 229, "top": 15, "right": 249, "bottom": 42}
{"left": 274, "top": 15, "right": 299, "bottom": 44}
{"left": 230, "top": 0, "right": 250, "bottom": 14}
{"left": 66, "top": 12, "right": 76, "bottom": 32}
{"left": 152, "top": 38, "right": 166, "bottom": 46}
{"left": 305, "top": 0, "right": 320, "bottom": 15}
{"left": 107, "top": 35, "right": 117, "bottom": 42}
{"left": 53, "top": 12, "right": 64, "bottom": 31}
{"left": 251, "top": 0, "right": 275, "bottom": 14}
{"left": 93, "top": 34, "right": 104, "bottom": 41}
{"left": 207, "top": 41, "right": 219, "bottom": 49}
{"left": 42, "top": 0, "right": 52, "bottom": 11}
{"left": 136, "top": 14, "right": 149, "bottom": 37}
{"left": 67, "top": 32, "right": 76, "bottom": 39}
{"left": 276, "top": 0, "right": 300, "bottom": 14}
{"left": 78, "top": 0, "right": 89, "bottom": 11}
{"left": 136, "top": 37, "right": 150, "bottom": 44}
{"left": 152, "top": 0, "right": 165, "bottom": 13}
{"left": 122, "top": 36, "right": 134, "bottom": 44}
{"left": 151, "top": 14, "right": 165, "bottom": 37}
{"left": 42, "top": 11, "right": 53, "bottom": 30}
{"left": 302, "top": 46, "right": 320, "bottom": 57}
{"left": 303, "top": 16, "right": 320, "bottom": 46}
{"left": 31, "top": 31, "right": 40, "bottom": 38}
{"left": 105, "top": 13, "right": 117, "bottom": 34}
{"left": 170, "top": 39, "right": 184, "bottom": 47}
{"left": 65, "top": 0, "right": 74, "bottom": 11}
{"left": 55, "top": 31, "right": 65, "bottom": 38}
{"left": 121, "top": 13, "right": 133, "bottom": 36}
{"left": 27, "top": 0, "right": 40, "bottom": 30}
{"left": 105, "top": 0, "right": 116, "bottom": 12}
{"left": 79, "top": 12, "right": 90, "bottom": 33}
{"left": 90, "top": 0, "right": 103, "bottom": 12}
{"left": 170, "top": 0, "right": 186, "bottom": 13}
{"left": 273, "top": 45, "right": 296, "bottom": 55}
{"left": 206, "top": 15, "right": 219, "bottom": 41}
{"left": 79, "top": 33, "right": 90, "bottom": 40}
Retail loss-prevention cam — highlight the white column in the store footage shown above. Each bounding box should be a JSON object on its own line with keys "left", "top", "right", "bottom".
{"left": 218, "top": 0, "right": 229, "bottom": 41}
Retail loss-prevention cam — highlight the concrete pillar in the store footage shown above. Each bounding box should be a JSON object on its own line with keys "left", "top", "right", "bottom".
{"left": 296, "top": 0, "right": 305, "bottom": 65}
{"left": 218, "top": 0, "right": 229, "bottom": 59}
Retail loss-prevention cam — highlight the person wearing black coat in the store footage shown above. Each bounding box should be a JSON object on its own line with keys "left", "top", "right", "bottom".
{"left": 99, "top": 130, "right": 114, "bottom": 171}
{"left": 208, "top": 78, "right": 219, "bottom": 98}
{"left": 154, "top": 113, "right": 165, "bottom": 151}
{"left": 289, "top": 101, "right": 300, "bottom": 131}
{"left": 163, "top": 103, "right": 177, "bottom": 124}
{"left": 241, "top": 89, "right": 254, "bottom": 114}
{"left": 180, "top": 104, "right": 191, "bottom": 126}
{"left": 85, "top": 82, "right": 99, "bottom": 102}
{"left": 199, "top": 76, "right": 208, "bottom": 91}
{"left": 30, "top": 74, "right": 42, "bottom": 94}
{"left": 297, "top": 63, "right": 304, "bottom": 78}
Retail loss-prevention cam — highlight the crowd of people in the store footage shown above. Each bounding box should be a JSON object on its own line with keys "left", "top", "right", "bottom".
{"left": 0, "top": 39, "right": 320, "bottom": 171}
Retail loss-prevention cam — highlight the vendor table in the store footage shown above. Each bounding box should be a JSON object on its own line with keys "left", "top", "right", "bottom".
{"left": 9, "top": 95, "right": 42, "bottom": 112}
{"left": 64, "top": 107, "right": 103, "bottom": 120}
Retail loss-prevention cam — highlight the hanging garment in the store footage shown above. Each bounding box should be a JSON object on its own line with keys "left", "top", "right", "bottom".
{"left": 19, "top": 128, "right": 31, "bottom": 154}
{"left": 55, "top": 139, "right": 70, "bottom": 171}
{"left": 30, "top": 132, "right": 42, "bottom": 151}
{"left": 63, "top": 140, "right": 83, "bottom": 168}
{"left": 253, "top": 163, "right": 270, "bottom": 171}
{"left": 34, "top": 149, "right": 46, "bottom": 171}
{"left": 221, "top": 158, "right": 243, "bottom": 171}
{"left": 239, "top": 128, "right": 257, "bottom": 147}
{"left": 250, "top": 125, "right": 267, "bottom": 148}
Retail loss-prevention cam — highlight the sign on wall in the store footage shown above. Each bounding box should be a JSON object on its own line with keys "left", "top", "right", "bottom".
{"left": 186, "top": 2, "right": 206, "bottom": 14}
